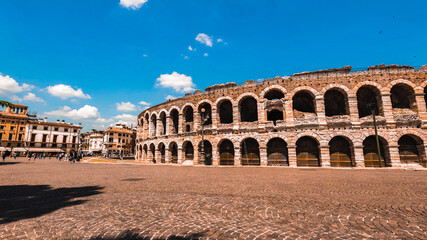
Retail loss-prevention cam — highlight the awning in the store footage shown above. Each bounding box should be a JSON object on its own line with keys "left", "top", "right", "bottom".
{"left": 27, "top": 148, "right": 65, "bottom": 153}
{"left": 12, "top": 148, "right": 27, "bottom": 152}
{"left": 0, "top": 147, "right": 7, "bottom": 151}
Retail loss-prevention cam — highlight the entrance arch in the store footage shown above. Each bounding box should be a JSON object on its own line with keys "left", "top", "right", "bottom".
{"left": 158, "top": 143, "right": 165, "bottom": 163}
{"left": 329, "top": 136, "right": 354, "bottom": 167}
{"left": 398, "top": 135, "right": 424, "bottom": 165}
{"left": 198, "top": 140, "right": 212, "bottom": 165}
{"left": 149, "top": 143, "right": 156, "bottom": 163}
{"left": 267, "top": 138, "right": 288, "bottom": 166}
{"left": 363, "top": 136, "right": 390, "bottom": 167}
{"left": 183, "top": 141, "right": 194, "bottom": 161}
{"left": 296, "top": 136, "right": 320, "bottom": 167}
{"left": 241, "top": 138, "right": 260, "bottom": 165}
{"left": 219, "top": 139, "right": 234, "bottom": 165}
{"left": 169, "top": 142, "right": 178, "bottom": 163}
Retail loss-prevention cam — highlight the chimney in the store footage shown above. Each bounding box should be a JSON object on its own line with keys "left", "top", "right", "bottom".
{"left": 62, "top": 120, "right": 65, "bottom": 123}
{"left": 44, "top": 117, "right": 47, "bottom": 122}
{"left": 57, "top": 119, "right": 60, "bottom": 123}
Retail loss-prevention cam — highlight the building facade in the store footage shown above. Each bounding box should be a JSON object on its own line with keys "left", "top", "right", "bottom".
{"left": 102, "top": 124, "right": 136, "bottom": 156}
{"left": 24, "top": 118, "right": 82, "bottom": 154}
{"left": 136, "top": 64, "right": 427, "bottom": 168}
{"left": 0, "top": 103, "right": 28, "bottom": 152}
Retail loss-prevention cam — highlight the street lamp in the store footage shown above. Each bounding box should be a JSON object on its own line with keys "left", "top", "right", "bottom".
{"left": 200, "top": 108, "right": 210, "bottom": 165}
{"left": 366, "top": 103, "right": 382, "bottom": 167}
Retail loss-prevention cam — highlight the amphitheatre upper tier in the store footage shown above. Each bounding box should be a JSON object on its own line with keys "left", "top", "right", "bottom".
{"left": 136, "top": 64, "right": 427, "bottom": 168}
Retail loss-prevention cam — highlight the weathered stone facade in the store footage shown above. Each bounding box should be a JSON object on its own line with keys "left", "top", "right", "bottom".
{"left": 136, "top": 64, "right": 427, "bottom": 168}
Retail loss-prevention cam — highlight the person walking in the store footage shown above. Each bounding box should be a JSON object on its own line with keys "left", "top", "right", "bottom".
{"left": 2, "top": 152, "right": 6, "bottom": 162}
{"left": 27, "top": 153, "right": 32, "bottom": 161}
{"left": 13, "top": 152, "right": 17, "bottom": 160}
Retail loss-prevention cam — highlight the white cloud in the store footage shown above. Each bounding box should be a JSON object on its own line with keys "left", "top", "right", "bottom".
{"left": 195, "top": 33, "right": 213, "bottom": 47}
{"left": 138, "top": 101, "right": 150, "bottom": 106}
{"left": 156, "top": 72, "right": 195, "bottom": 93}
{"left": 11, "top": 93, "right": 45, "bottom": 103}
{"left": 188, "top": 45, "right": 196, "bottom": 51}
{"left": 165, "top": 95, "right": 177, "bottom": 101}
{"left": 112, "top": 114, "right": 137, "bottom": 127}
{"left": 46, "top": 84, "right": 91, "bottom": 100}
{"left": 120, "top": 0, "right": 148, "bottom": 10}
{"left": 184, "top": 56, "right": 189, "bottom": 59}
{"left": 143, "top": 54, "right": 148, "bottom": 57}
{"left": 44, "top": 105, "right": 100, "bottom": 120}
{"left": 116, "top": 102, "right": 138, "bottom": 112}
{"left": 204, "top": 53, "right": 208, "bottom": 57}
{"left": 0, "top": 74, "right": 34, "bottom": 96}
{"left": 95, "top": 117, "right": 113, "bottom": 123}
{"left": 217, "top": 38, "right": 223, "bottom": 43}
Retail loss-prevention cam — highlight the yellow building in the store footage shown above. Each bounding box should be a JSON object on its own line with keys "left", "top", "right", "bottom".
{"left": 0, "top": 103, "right": 29, "bottom": 152}
{"left": 102, "top": 124, "right": 136, "bottom": 157}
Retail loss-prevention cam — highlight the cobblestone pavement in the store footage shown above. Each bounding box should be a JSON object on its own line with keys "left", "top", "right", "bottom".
{"left": 0, "top": 158, "right": 426, "bottom": 240}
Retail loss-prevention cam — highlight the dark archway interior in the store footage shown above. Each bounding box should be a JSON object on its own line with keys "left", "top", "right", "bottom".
{"left": 240, "top": 97, "right": 258, "bottom": 122}
{"left": 267, "top": 110, "right": 284, "bottom": 125}
{"left": 198, "top": 140, "right": 212, "bottom": 165}
{"left": 325, "top": 89, "right": 348, "bottom": 116}
{"left": 160, "top": 113, "right": 166, "bottom": 135}
{"left": 241, "top": 138, "right": 260, "bottom": 165}
{"left": 150, "top": 115, "right": 157, "bottom": 131}
{"left": 357, "top": 86, "right": 381, "bottom": 118}
{"left": 150, "top": 144, "right": 156, "bottom": 163}
{"left": 391, "top": 84, "right": 416, "bottom": 110}
{"left": 424, "top": 87, "right": 427, "bottom": 108}
{"left": 219, "top": 140, "right": 234, "bottom": 165}
{"left": 219, "top": 100, "right": 233, "bottom": 124}
{"left": 267, "top": 138, "right": 288, "bottom": 166}
{"left": 159, "top": 143, "right": 165, "bottom": 163}
{"left": 199, "top": 103, "right": 212, "bottom": 125}
{"left": 170, "top": 109, "right": 179, "bottom": 134}
{"left": 398, "top": 135, "right": 421, "bottom": 164}
{"left": 265, "top": 90, "right": 284, "bottom": 100}
{"left": 329, "top": 136, "right": 353, "bottom": 167}
{"left": 184, "top": 142, "right": 194, "bottom": 160}
{"left": 170, "top": 142, "right": 178, "bottom": 163}
{"left": 293, "top": 91, "right": 315, "bottom": 114}
{"left": 184, "top": 106, "right": 193, "bottom": 122}
{"left": 143, "top": 145, "right": 147, "bottom": 156}
{"left": 296, "top": 137, "right": 320, "bottom": 166}
{"left": 363, "top": 136, "right": 389, "bottom": 167}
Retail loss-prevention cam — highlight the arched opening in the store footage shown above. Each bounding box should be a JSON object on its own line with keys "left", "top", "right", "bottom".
{"left": 150, "top": 114, "right": 157, "bottom": 136}
{"left": 218, "top": 100, "right": 233, "bottom": 124}
{"left": 265, "top": 89, "right": 284, "bottom": 100}
{"left": 424, "top": 86, "right": 427, "bottom": 108}
{"left": 158, "top": 143, "right": 165, "bottom": 163}
{"left": 143, "top": 144, "right": 148, "bottom": 161}
{"left": 391, "top": 84, "right": 417, "bottom": 112}
{"left": 183, "top": 106, "right": 193, "bottom": 122}
{"left": 296, "top": 136, "right": 320, "bottom": 167}
{"left": 149, "top": 143, "right": 156, "bottom": 163}
{"left": 159, "top": 112, "right": 166, "bottom": 135}
{"left": 219, "top": 139, "right": 234, "bottom": 165}
{"left": 138, "top": 145, "right": 142, "bottom": 159}
{"left": 357, "top": 86, "right": 382, "bottom": 118}
{"left": 183, "top": 141, "right": 194, "bottom": 161}
{"left": 363, "top": 136, "right": 390, "bottom": 167}
{"left": 170, "top": 109, "right": 179, "bottom": 134}
{"left": 324, "top": 89, "right": 349, "bottom": 116}
{"left": 239, "top": 97, "right": 258, "bottom": 122}
{"left": 267, "top": 138, "right": 288, "bottom": 166}
{"left": 267, "top": 109, "right": 283, "bottom": 125}
{"left": 169, "top": 142, "right": 178, "bottom": 164}
{"left": 292, "top": 91, "right": 316, "bottom": 117}
{"left": 329, "top": 136, "right": 353, "bottom": 167}
{"left": 198, "top": 140, "right": 212, "bottom": 165}
{"left": 198, "top": 102, "right": 212, "bottom": 125}
{"left": 241, "top": 138, "right": 260, "bottom": 165}
{"left": 398, "top": 135, "right": 423, "bottom": 165}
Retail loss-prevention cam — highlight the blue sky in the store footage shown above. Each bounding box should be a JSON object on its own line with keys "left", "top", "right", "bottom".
{"left": 0, "top": 0, "right": 426, "bottom": 131}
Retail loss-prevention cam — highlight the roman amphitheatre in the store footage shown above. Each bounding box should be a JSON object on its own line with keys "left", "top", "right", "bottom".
{"left": 135, "top": 64, "right": 427, "bottom": 168}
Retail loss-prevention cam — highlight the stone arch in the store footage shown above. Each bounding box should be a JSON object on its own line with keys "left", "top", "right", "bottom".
{"left": 159, "top": 111, "right": 167, "bottom": 135}
{"left": 324, "top": 88, "right": 350, "bottom": 116}
{"left": 158, "top": 142, "right": 166, "bottom": 163}
{"left": 143, "top": 144, "right": 148, "bottom": 161}
{"left": 217, "top": 98, "right": 233, "bottom": 124}
{"left": 356, "top": 84, "right": 383, "bottom": 118}
{"left": 296, "top": 136, "right": 320, "bottom": 167}
{"left": 267, "top": 109, "right": 283, "bottom": 125}
{"left": 197, "top": 100, "right": 213, "bottom": 125}
{"left": 182, "top": 141, "right": 194, "bottom": 161}
{"left": 362, "top": 135, "right": 391, "bottom": 167}
{"left": 260, "top": 85, "right": 288, "bottom": 99}
{"left": 398, "top": 134, "right": 425, "bottom": 165}
{"left": 288, "top": 86, "right": 319, "bottom": 100}
{"left": 238, "top": 95, "right": 258, "bottom": 122}
{"left": 390, "top": 83, "right": 417, "bottom": 112}
{"left": 241, "top": 137, "right": 260, "bottom": 166}
{"left": 329, "top": 136, "right": 355, "bottom": 167}
{"left": 169, "top": 141, "right": 178, "bottom": 163}
{"left": 267, "top": 137, "right": 289, "bottom": 166}
{"left": 292, "top": 90, "right": 317, "bottom": 116}
{"left": 150, "top": 113, "right": 158, "bottom": 137}
{"left": 182, "top": 104, "right": 194, "bottom": 132}
{"left": 149, "top": 143, "right": 156, "bottom": 163}
{"left": 198, "top": 140, "right": 212, "bottom": 165}
{"left": 218, "top": 139, "right": 234, "bottom": 166}
{"left": 169, "top": 108, "right": 179, "bottom": 134}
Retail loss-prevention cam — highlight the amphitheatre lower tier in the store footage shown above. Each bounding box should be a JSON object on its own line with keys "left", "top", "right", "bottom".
{"left": 135, "top": 64, "right": 427, "bottom": 168}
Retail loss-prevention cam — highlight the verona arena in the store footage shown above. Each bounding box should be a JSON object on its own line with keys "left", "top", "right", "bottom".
{"left": 136, "top": 64, "right": 427, "bottom": 168}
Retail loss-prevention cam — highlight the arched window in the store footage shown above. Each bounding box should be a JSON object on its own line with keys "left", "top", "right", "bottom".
{"left": 183, "top": 141, "right": 194, "bottom": 161}
{"left": 158, "top": 143, "right": 165, "bottom": 163}
{"left": 170, "top": 109, "right": 179, "bottom": 134}
{"left": 241, "top": 138, "right": 260, "bottom": 165}
{"left": 198, "top": 140, "right": 212, "bottom": 165}
{"left": 218, "top": 100, "right": 233, "bottom": 124}
{"left": 424, "top": 86, "right": 427, "bottom": 108}
{"left": 398, "top": 135, "right": 423, "bottom": 164}
{"left": 265, "top": 89, "right": 284, "bottom": 100}
{"left": 329, "top": 136, "right": 353, "bottom": 167}
{"left": 324, "top": 89, "right": 349, "bottom": 116}
{"left": 363, "top": 136, "right": 390, "bottom": 167}
{"left": 293, "top": 91, "right": 316, "bottom": 116}
{"left": 357, "top": 86, "right": 382, "bottom": 118}
{"left": 296, "top": 136, "right": 320, "bottom": 166}
{"left": 240, "top": 97, "right": 258, "bottom": 122}
{"left": 219, "top": 139, "right": 234, "bottom": 165}
{"left": 198, "top": 103, "right": 212, "bottom": 125}
{"left": 267, "top": 138, "right": 288, "bottom": 166}
{"left": 267, "top": 110, "right": 283, "bottom": 125}
{"left": 150, "top": 114, "right": 157, "bottom": 136}
{"left": 390, "top": 84, "right": 417, "bottom": 111}
{"left": 159, "top": 112, "right": 166, "bottom": 135}
{"left": 183, "top": 106, "right": 193, "bottom": 122}
{"left": 169, "top": 142, "right": 178, "bottom": 164}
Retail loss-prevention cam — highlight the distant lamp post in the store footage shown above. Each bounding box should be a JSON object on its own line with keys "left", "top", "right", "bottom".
{"left": 366, "top": 103, "right": 382, "bottom": 167}
{"left": 200, "top": 108, "right": 210, "bottom": 165}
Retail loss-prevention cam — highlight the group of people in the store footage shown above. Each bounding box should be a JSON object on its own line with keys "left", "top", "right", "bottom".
{"left": 1, "top": 150, "right": 81, "bottom": 163}
{"left": 57, "top": 152, "right": 81, "bottom": 163}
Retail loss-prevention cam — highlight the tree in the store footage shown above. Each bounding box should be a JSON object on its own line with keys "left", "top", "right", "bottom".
{"left": 0, "top": 100, "right": 12, "bottom": 109}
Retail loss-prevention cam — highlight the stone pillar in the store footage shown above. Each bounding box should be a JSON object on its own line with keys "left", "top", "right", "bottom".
{"left": 258, "top": 99, "right": 266, "bottom": 130}
{"left": 415, "top": 93, "right": 427, "bottom": 128}
{"left": 288, "top": 144, "right": 297, "bottom": 167}
{"left": 348, "top": 95, "right": 360, "bottom": 128}
{"left": 147, "top": 148, "right": 153, "bottom": 163}
{"left": 142, "top": 148, "right": 147, "bottom": 163}
{"left": 178, "top": 113, "right": 183, "bottom": 134}
{"left": 320, "top": 144, "right": 331, "bottom": 167}
{"left": 260, "top": 146, "right": 267, "bottom": 166}
{"left": 234, "top": 147, "right": 241, "bottom": 166}
{"left": 166, "top": 116, "right": 172, "bottom": 135}
{"left": 388, "top": 144, "right": 401, "bottom": 167}
{"left": 285, "top": 100, "right": 294, "bottom": 128}
{"left": 316, "top": 96, "right": 327, "bottom": 128}
{"left": 212, "top": 145, "right": 219, "bottom": 166}
{"left": 211, "top": 107, "right": 218, "bottom": 130}
{"left": 233, "top": 105, "right": 239, "bottom": 130}
{"left": 354, "top": 145, "right": 365, "bottom": 167}
{"left": 194, "top": 112, "right": 200, "bottom": 133}
{"left": 165, "top": 147, "right": 171, "bottom": 163}
{"left": 381, "top": 93, "right": 395, "bottom": 127}
{"left": 157, "top": 119, "right": 163, "bottom": 136}
{"left": 177, "top": 147, "right": 183, "bottom": 164}
{"left": 155, "top": 148, "right": 161, "bottom": 164}
{"left": 193, "top": 144, "right": 199, "bottom": 165}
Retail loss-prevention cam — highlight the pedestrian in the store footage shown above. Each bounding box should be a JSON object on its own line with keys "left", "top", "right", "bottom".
{"left": 27, "top": 153, "right": 31, "bottom": 161}
{"left": 1, "top": 152, "right": 6, "bottom": 162}
{"left": 13, "top": 152, "right": 17, "bottom": 160}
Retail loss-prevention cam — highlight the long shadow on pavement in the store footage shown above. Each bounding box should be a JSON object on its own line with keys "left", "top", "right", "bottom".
{"left": 0, "top": 185, "right": 104, "bottom": 224}
{"left": 89, "top": 229, "right": 207, "bottom": 240}
{"left": 0, "top": 162, "right": 20, "bottom": 165}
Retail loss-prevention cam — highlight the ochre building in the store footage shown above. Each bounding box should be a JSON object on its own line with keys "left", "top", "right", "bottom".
{"left": 136, "top": 64, "right": 427, "bottom": 168}
{"left": 0, "top": 103, "right": 28, "bottom": 150}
